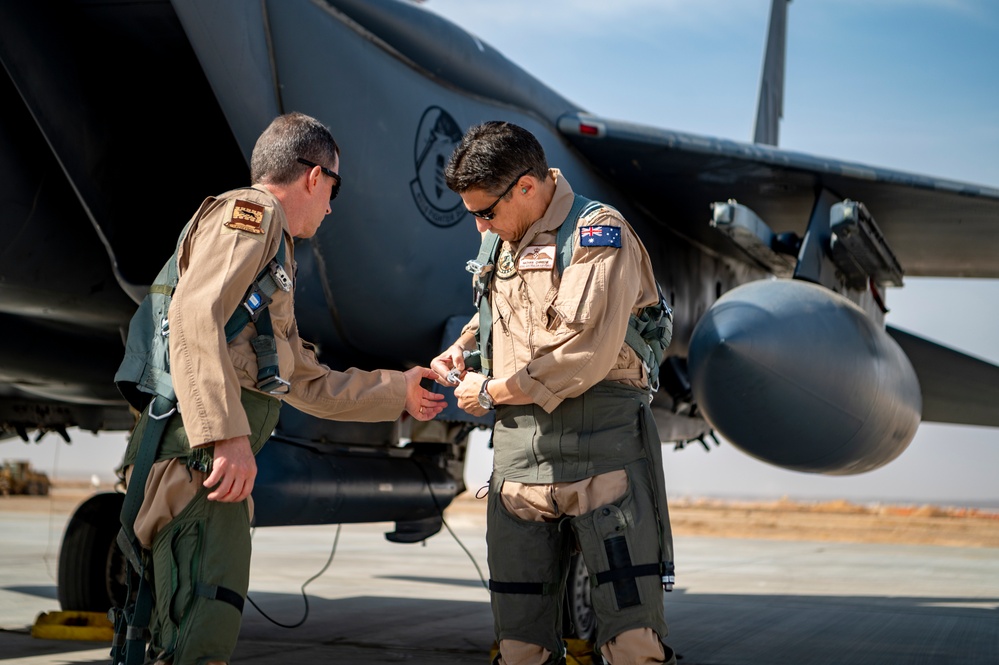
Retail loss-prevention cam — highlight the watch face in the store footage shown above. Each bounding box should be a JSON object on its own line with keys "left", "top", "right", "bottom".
{"left": 478, "top": 381, "right": 493, "bottom": 409}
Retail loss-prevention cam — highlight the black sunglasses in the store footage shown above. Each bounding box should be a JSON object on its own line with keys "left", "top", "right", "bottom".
{"left": 468, "top": 169, "right": 531, "bottom": 221}
{"left": 297, "top": 157, "right": 342, "bottom": 203}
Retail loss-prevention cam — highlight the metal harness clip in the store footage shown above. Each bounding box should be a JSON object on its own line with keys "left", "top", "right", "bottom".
{"left": 258, "top": 376, "right": 291, "bottom": 395}
{"left": 269, "top": 261, "right": 293, "bottom": 292}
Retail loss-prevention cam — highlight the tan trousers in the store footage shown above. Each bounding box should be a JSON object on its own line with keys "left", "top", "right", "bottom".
{"left": 128, "top": 459, "right": 254, "bottom": 550}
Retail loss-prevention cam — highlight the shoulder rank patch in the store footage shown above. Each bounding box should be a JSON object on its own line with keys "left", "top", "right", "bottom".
{"left": 225, "top": 200, "right": 266, "bottom": 234}
{"left": 580, "top": 225, "right": 621, "bottom": 248}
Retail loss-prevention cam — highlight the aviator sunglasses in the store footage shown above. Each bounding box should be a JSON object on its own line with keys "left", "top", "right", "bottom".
{"left": 468, "top": 169, "right": 531, "bottom": 221}
{"left": 297, "top": 157, "right": 342, "bottom": 204}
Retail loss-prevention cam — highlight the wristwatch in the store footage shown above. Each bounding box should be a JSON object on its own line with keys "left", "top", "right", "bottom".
{"left": 477, "top": 378, "right": 495, "bottom": 410}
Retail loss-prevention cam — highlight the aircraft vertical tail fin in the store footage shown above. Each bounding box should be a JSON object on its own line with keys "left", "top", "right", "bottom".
{"left": 753, "top": 0, "right": 790, "bottom": 146}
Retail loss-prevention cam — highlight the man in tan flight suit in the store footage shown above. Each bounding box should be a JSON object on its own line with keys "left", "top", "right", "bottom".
{"left": 432, "top": 121, "right": 676, "bottom": 665}
{"left": 121, "top": 112, "right": 445, "bottom": 664}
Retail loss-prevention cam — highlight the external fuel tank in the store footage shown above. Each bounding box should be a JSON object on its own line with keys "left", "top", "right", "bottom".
{"left": 688, "top": 279, "right": 921, "bottom": 474}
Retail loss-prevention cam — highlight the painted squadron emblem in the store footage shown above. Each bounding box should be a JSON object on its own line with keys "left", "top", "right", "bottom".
{"left": 496, "top": 247, "right": 517, "bottom": 279}
{"left": 410, "top": 106, "right": 466, "bottom": 228}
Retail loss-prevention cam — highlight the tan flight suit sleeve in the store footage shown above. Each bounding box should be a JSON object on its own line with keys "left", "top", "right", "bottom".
{"left": 459, "top": 314, "right": 479, "bottom": 345}
{"left": 283, "top": 319, "right": 408, "bottom": 421}
{"left": 169, "top": 197, "right": 278, "bottom": 448}
{"left": 513, "top": 213, "right": 650, "bottom": 412}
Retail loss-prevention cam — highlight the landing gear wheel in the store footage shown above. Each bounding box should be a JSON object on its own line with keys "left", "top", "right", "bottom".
{"left": 562, "top": 552, "right": 596, "bottom": 642}
{"left": 57, "top": 492, "right": 131, "bottom": 612}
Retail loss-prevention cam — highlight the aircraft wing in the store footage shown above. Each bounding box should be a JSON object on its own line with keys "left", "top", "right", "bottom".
{"left": 887, "top": 326, "right": 999, "bottom": 427}
{"left": 554, "top": 113, "right": 999, "bottom": 430}
{"left": 556, "top": 113, "right": 999, "bottom": 278}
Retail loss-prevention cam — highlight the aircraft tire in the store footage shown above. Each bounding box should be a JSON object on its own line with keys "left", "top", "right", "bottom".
{"left": 562, "top": 552, "right": 597, "bottom": 641}
{"left": 57, "top": 492, "right": 129, "bottom": 612}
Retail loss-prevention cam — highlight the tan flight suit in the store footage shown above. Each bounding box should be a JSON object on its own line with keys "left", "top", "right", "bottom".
{"left": 465, "top": 171, "right": 675, "bottom": 665}
{"left": 122, "top": 185, "right": 407, "bottom": 664}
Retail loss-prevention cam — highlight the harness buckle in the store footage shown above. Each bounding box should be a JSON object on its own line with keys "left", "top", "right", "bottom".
{"left": 647, "top": 369, "right": 659, "bottom": 393}
{"left": 241, "top": 285, "right": 272, "bottom": 322}
{"left": 269, "top": 261, "right": 293, "bottom": 292}
{"left": 465, "top": 259, "right": 484, "bottom": 275}
{"left": 148, "top": 403, "right": 176, "bottom": 421}
{"left": 258, "top": 375, "right": 291, "bottom": 395}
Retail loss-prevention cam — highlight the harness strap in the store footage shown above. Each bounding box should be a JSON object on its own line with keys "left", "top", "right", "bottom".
{"left": 113, "top": 394, "right": 175, "bottom": 665}
{"left": 195, "top": 582, "right": 245, "bottom": 614}
{"left": 590, "top": 562, "right": 664, "bottom": 588}
{"left": 122, "top": 577, "right": 154, "bottom": 665}
{"left": 555, "top": 196, "right": 671, "bottom": 390}
{"left": 223, "top": 238, "right": 291, "bottom": 394}
{"left": 625, "top": 321, "right": 657, "bottom": 387}
{"left": 488, "top": 579, "right": 560, "bottom": 596}
{"left": 124, "top": 624, "right": 149, "bottom": 642}
{"left": 250, "top": 310, "right": 290, "bottom": 394}
{"left": 471, "top": 232, "right": 501, "bottom": 376}
{"left": 554, "top": 194, "right": 601, "bottom": 275}
{"left": 118, "top": 395, "right": 176, "bottom": 555}
{"left": 223, "top": 238, "right": 288, "bottom": 341}
{"left": 640, "top": 398, "right": 675, "bottom": 591}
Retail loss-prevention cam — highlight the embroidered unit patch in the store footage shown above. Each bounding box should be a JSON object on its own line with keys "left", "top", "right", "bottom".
{"left": 496, "top": 247, "right": 517, "bottom": 279}
{"left": 226, "top": 200, "right": 266, "bottom": 234}
{"left": 580, "top": 225, "right": 621, "bottom": 248}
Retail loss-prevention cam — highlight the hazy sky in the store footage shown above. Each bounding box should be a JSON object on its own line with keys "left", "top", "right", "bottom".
{"left": 4, "top": 0, "right": 997, "bottom": 506}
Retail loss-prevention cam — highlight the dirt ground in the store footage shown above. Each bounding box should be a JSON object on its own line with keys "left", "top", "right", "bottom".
{"left": 5, "top": 484, "right": 998, "bottom": 549}
{"left": 665, "top": 495, "right": 999, "bottom": 548}
{"left": 445, "top": 492, "right": 999, "bottom": 548}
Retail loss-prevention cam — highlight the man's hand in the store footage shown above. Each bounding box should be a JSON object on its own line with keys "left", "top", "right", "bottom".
{"left": 455, "top": 371, "right": 489, "bottom": 417}
{"left": 204, "top": 435, "right": 256, "bottom": 502}
{"left": 404, "top": 366, "right": 447, "bottom": 420}
{"left": 430, "top": 344, "right": 466, "bottom": 386}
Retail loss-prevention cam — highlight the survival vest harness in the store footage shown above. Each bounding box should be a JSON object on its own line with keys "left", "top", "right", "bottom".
{"left": 466, "top": 194, "right": 673, "bottom": 389}
{"left": 110, "top": 200, "right": 292, "bottom": 665}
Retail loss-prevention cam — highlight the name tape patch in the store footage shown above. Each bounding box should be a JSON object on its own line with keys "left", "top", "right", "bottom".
{"left": 518, "top": 245, "right": 556, "bottom": 270}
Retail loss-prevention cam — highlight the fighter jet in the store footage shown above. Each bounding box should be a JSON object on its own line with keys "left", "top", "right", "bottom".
{"left": 1, "top": 0, "right": 997, "bottom": 628}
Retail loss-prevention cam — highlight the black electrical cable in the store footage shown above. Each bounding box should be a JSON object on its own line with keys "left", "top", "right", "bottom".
{"left": 243, "top": 447, "right": 488, "bottom": 629}
{"left": 245, "top": 523, "right": 342, "bottom": 628}
{"left": 411, "top": 457, "right": 489, "bottom": 591}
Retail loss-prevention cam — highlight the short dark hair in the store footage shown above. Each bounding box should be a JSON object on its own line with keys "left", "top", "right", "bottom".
{"left": 250, "top": 112, "right": 340, "bottom": 185}
{"left": 444, "top": 121, "right": 548, "bottom": 195}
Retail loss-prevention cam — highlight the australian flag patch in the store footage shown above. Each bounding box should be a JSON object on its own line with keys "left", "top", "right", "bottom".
{"left": 579, "top": 225, "right": 621, "bottom": 248}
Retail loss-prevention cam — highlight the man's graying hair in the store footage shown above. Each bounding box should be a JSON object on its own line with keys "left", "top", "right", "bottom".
{"left": 445, "top": 121, "right": 548, "bottom": 195}
{"left": 250, "top": 112, "right": 340, "bottom": 185}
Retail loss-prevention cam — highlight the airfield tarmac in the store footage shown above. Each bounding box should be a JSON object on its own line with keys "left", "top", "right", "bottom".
{"left": 1, "top": 488, "right": 997, "bottom": 665}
